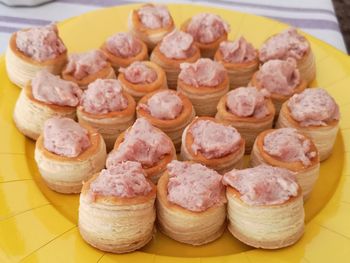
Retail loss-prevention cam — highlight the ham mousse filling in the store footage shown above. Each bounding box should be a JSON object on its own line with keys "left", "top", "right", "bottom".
{"left": 137, "top": 4, "right": 172, "bottom": 29}
{"left": 32, "top": 70, "right": 82, "bottom": 107}
{"left": 16, "top": 24, "right": 66, "bottom": 62}
{"left": 159, "top": 29, "right": 195, "bottom": 59}
{"left": 43, "top": 117, "right": 91, "bottom": 158}
{"left": 259, "top": 27, "right": 309, "bottom": 62}
{"left": 166, "top": 160, "right": 225, "bottom": 212}
{"left": 287, "top": 88, "right": 340, "bottom": 127}
{"left": 256, "top": 58, "right": 300, "bottom": 96}
{"left": 189, "top": 119, "right": 241, "bottom": 159}
{"left": 63, "top": 50, "right": 108, "bottom": 80}
{"left": 186, "top": 13, "right": 229, "bottom": 44}
{"left": 219, "top": 37, "right": 257, "bottom": 64}
{"left": 179, "top": 58, "right": 226, "bottom": 87}
{"left": 223, "top": 164, "right": 299, "bottom": 206}
{"left": 80, "top": 79, "right": 128, "bottom": 115}
{"left": 119, "top": 61, "right": 157, "bottom": 84}
{"left": 105, "top": 32, "right": 142, "bottom": 58}
{"left": 89, "top": 161, "right": 152, "bottom": 198}
{"left": 138, "top": 90, "right": 183, "bottom": 120}
{"left": 226, "top": 87, "right": 270, "bottom": 118}
{"left": 106, "top": 118, "right": 173, "bottom": 168}
{"left": 263, "top": 128, "right": 316, "bottom": 166}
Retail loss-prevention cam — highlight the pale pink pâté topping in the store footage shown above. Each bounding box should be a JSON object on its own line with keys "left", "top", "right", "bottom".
{"left": 89, "top": 161, "right": 152, "bottom": 198}
{"left": 189, "top": 119, "right": 241, "bottom": 159}
{"left": 138, "top": 90, "right": 183, "bottom": 120}
{"left": 223, "top": 164, "right": 299, "bottom": 206}
{"left": 159, "top": 29, "right": 195, "bottom": 59}
{"left": 119, "top": 61, "right": 157, "bottom": 84}
{"left": 219, "top": 37, "right": 257, "bottom": 63}
{"left": 43, "top": 117, "right": 90, "bottom": 158}
{"left": 80, "top": 79, "right": 128, "bottom": 115}
{"left": 105, "top": 32, "right": 142, "bottom": 58}
{"left": 287, "top": 88, "right": 340, "bottom": 127}
{"left": 167, "top": 160, "right": 224, "bottom": 212}
{"left": 32, "top": 70, "right": 82, "bottom": 107}
{"left": 137, "top": 4, "right": 172, "bottom": 29}
{"left": 106, "top": 118, "right": 173, "bottom": 168}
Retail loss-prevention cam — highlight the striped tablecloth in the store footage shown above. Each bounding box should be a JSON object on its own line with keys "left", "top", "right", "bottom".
{"left": 0, "top": 0, "right": 346, "bottom": 53}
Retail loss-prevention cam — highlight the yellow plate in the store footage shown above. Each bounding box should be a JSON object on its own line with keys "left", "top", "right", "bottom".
{"left": 1, "top": 4, "right": 350, "bottom": 263}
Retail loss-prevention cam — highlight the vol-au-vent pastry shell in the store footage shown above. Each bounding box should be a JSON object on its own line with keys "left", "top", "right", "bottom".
{"left": 223, "top": 165, "right": 305, "bottom": 249}
{"left": 6, "top": 30, "right": 67, "bottom": 88}
{"left": 157, "top": 168, "right": 226, "bottom": 245}
{"left": 77, "top": 80, "right": 136, "bottom": 152}
{"left": 128, "top": 4, "right": 175, "bottom": 50}
{"left": 118, "top": 61, "right": 168, "bottom": 102}
{"left": 13, "top": 83, "right": 77, "bottom": 140}
{"left": 137, "top": 90, "right": 196, "bottom": 151}
{"left": 79, "top": 167, "right": 156, "bottom": 253}
{"left": 100, "top": 33, "right": 149, "bottom": 71}
{"left": 214, "top": 37, "right": 259, "bottom": 90}
{"left": 181, "top": 117, "right": 245, "bottom": 174}
{"left": 250, "top": 128, "right": 320, "bottom": 200}
{"left": 276, "top": 101, "right": 339, "bottom": 161}
{"left": 150, "top": 39, "right": 201, "bottom": 89}
{"left": 35, "top": 124, "right": 107, "bottom": 194}
{"left": 215, "top": 88, "right": 275, "bottom": 153}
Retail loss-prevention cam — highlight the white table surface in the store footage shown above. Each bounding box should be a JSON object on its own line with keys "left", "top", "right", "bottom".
{"left": 0, "top": 0, "right": 347, "bottom": 53}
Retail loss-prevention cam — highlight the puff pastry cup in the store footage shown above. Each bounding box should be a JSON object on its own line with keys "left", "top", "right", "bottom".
{"left": 150, "top": 43, "right": 201, "bottom": 89}
{"left": 77, "top": 91, "right": 136, "bottom": 152}
{"left": 6, "top": 32, "right": 67, "bottom": 88}
{"left": 250, "top": 73, "right": 307, "bottom": 116}
{"left": 100, "top": 37, "right": 148, "bottom": 72}
{"left": 110, "top": 127, "right": 177, "bottom": 184}
{"left": 157, "top": 169, "right": 226, "bottom": 245}
{"left": 128, "top": 4, "right": 175, "bottom": 50}
{"left": 226, "top": 185, "right": 304, "bottom": 249}
{"left": 13, "top": 83, "right": 77, "bottom": 140}
{"left": 276, "top": 102, "right": 339, "bottom": 162}
{"left": 181, "top": 117, "right": 245, "bottom": 174}
{"left": 34, "top": 126, "right": 107, "bottom": 194}
{"left": 62, "top": 62, "right": 116, "bottom": 90}
{"left": 136, "top": 90, "right": 196, "bottom": 152}
{"left": 250, "top": 129, "right": 320, "bottom": 200}
{"left": 79, "top": 173, "right": 156, "bottom": 253}
{"left": 215, "top": 92, "right": 275, "bottom": 153}
{"left": 118, "top": 61, "right": 168, "bottom": 102}
{"left": 177, "top": 71, "right": 229, "bottom": 117}
{"left": 259, "top": 29, "right": 316, "bottom": 85}
{"left": 214, "top": 49, "right": 259, "bottom": 90}
{"left": 181, "top": 20, "right": 228, "bottom": 58}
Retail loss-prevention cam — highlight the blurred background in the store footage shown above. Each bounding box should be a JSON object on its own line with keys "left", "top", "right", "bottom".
{"left": 0, "top": 0, "right": 348, "bottom": 53}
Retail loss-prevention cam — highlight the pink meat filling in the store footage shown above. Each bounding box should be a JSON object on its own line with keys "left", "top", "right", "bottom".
{"left": 106, "top": 118, "right": 173, "bottom": 168}
{"left": 223, "top": 164, "right": 299, "bottom": 206}
{"left": 89, "top": 161, "right": 152, "bottom": 198}
{"left": 219, "top": 37, "right": 257, "bottom": 63}
{"left": 186, "top": 13, "right": 229, "bottom": 44}
{"left": 80, "top": 79, "right": 128, "bottom": 115}
{"left": 43, "top": 117, "right": 90, "bottom": 158}
{"left": 16, "top": 24, "right": 66, "bottom": 62}
{"left": 138, "top": 90, "right": 183, "bottom": 120}
{"left": 179, "top": 58, "right": 226, "bottom": 87}
{"left": 137, "top": 4, "right": 172, "bottom": 29}
{"left": 32, "top": 70, "right": 82, "bottom": 107}
{"left": 167, "top": 160, "right": 224, "bottom": 212}
{"left": 256, "top": 58, "right": 300, "bottom": 96}
{"left": 189, "top": 119, "right": 241, "bottom": 159}
{"left": 119, "top": 61, "right": 157, "bottom": 84}
{"left": 159, "top": 30, "right": 195, "bottom": 59}
{"left": 263, "top": 128, "right": 317, "bottom": 166}
{"left": 64, "top": 50, "right": 108, "bottom": 80}
{"left": 105, "top": 32, "right": 142, "bottom": 58}
{"left": 288, "top": 88, "right": 340, "bottom": 127}
{"left": 226, "top": 87, "right": 270, "bottom": 118}
{"left": 259, "top": 28, "right": 310, "bottom": 62}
